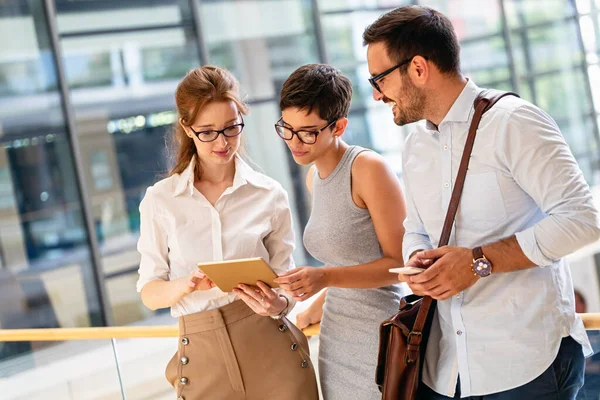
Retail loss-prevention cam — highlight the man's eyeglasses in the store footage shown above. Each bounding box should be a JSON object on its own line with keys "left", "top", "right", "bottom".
{"left": 368, "top": 57, "right": 414, "bottom": 93}
{"left": 189, "top": 114, "right": 245, "bottom": 142}
{"left": 274, "top": 118, "right": 337, "bottom": 145}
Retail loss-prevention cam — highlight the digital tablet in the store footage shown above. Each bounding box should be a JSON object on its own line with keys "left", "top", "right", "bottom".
{"left": 197, "top": 257, "right": 279, "bottom": 293}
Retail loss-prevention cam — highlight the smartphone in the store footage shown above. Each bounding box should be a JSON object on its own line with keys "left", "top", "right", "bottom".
{"left": 389, "top": 266, "right": 426, "bottom": 275}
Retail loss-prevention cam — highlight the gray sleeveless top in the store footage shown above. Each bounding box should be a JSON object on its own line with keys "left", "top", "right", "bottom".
{"left": 303, "top": 146, "right": 405, "bottom": 400}
{"left": 305, "top": 145, "right": 399, "bottom": 271}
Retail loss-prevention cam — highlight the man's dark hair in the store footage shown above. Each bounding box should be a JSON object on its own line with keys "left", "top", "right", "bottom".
{"left": 279, "top": 64, "right": 352, "bottom": 122}
{"left": 363, "top": 5, "right": 461, "bottom": 75}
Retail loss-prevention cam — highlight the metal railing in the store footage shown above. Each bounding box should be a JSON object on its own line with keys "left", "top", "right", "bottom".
{"left": 1, "top": 313, "right": 600, "bottom": 341}
{"left": 0, "top": 322, "right": 321, "bottom": 341}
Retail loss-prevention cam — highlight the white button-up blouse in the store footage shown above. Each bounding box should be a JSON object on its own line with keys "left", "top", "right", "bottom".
{"left": 136, "top": 155, "right": 296, "bottom": 317}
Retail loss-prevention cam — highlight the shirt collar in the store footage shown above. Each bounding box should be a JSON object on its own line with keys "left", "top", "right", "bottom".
{"left": 172, "top": 154, "right": 270, "bottom": 197}
{"left": 425, "top": 79, "right": 481, "bottom": 132}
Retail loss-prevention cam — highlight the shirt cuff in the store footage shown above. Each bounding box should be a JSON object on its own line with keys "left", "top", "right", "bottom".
{"left": 403, "top": 239, "right": 433, "bottom": 263}
{"left": 515, "top": 227, "right": 555, "bottom": 267}
{"left": 270, "top": 291, "right": 295, "bottom": 320}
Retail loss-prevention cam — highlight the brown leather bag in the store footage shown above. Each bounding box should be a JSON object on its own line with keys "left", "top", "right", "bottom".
{"left": 375, "top": 89, "right": 519, "bottom": 400}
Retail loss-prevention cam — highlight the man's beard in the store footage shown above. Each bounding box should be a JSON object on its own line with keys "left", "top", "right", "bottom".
{"left": 389, "top": 75, "right": 426, "bottom": 126}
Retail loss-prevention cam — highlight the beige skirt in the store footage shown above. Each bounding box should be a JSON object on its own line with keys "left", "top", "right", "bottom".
{"left": 165, "top": 300, "right": 319, "bottom": 400}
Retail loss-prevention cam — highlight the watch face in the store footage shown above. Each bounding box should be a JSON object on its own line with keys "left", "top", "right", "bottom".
{"left": 474, "top": 258, "right": 492, "bottom": 277}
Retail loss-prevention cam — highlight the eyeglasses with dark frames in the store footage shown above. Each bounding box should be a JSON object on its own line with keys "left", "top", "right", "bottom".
{"left": 368, "top": 56, "right": 416, "bottom": 93}
{"left": 189, "top": 114, "right": 245, "bottom": 142}
{"left": 274, "top": 117, "right": 338, "bottom": 145}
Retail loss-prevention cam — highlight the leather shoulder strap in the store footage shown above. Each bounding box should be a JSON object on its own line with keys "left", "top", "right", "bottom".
{"left": 437, "top": 89, "right": 519, "bottom": 246}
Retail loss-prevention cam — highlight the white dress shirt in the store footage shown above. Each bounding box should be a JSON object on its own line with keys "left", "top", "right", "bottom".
{"left": 402, "top": 79, "right": 600, "bottom": 397}
{"left": 136, "top": 155, "right": 296, "bottom": 317}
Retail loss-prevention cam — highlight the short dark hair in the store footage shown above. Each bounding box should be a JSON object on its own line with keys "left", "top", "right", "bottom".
{"left": 363, "top": 6, "right": 461, "bottom": 75}
{"left": 279, "top": 64, "right": 352, "bottom": 122}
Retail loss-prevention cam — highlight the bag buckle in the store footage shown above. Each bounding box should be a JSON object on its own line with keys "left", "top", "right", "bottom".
{"left": 404, "top": 331, "right": 423, "bottom": 365}
{"left": 407, "top": 331, "right": 422, "bottom": 346}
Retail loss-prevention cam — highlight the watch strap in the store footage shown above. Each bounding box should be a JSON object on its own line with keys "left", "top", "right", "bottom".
{"left": 472, "top": 246, "right": 484, "bottom": 260}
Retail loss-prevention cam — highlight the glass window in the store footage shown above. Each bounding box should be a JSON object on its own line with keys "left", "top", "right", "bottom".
{"left": 513, "top": 21, "right": 583, "bottom": 75}
{"left": 321, "top": 11, "right": 390, "bottom": 66}
{"left": 0, "top": 0, "right": 103, "bottom": 364}
{"left": 200, "top": 0, "right": 321, "bottom": 101}
{"left": 590, "top": 63, "right": 600, "bottom": 115}
{"left": 55, "top": 0, "right": 200, "bottom": 325}
{"left": 424, "top": 0, "right": 502, "bottom": 40}
{"left": 533, "top": 68, "right": 592, "bottom": 120}
{"left": 504, "top": 0, "right": 577, "bottom": 29}
{"left": 461, "top": 36, "right": 511, "bottom": 84}
{"left": 319, "top": 0, "right": 412, "bottom": 13}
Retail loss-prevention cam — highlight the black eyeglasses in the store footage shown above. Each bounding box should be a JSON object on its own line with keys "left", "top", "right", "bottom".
{"left": 274, "top": 117, "right": 337, "bottom": 145}
{"left": 189, "top": 114, "right": 245, "bottom": 142}
{"left": 368, "top": 57, "right": 414, "bottom": 93}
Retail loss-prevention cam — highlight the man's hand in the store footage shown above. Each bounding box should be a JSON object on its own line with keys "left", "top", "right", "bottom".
{"left": 273, "top": 266, "right": 328, "bottom": 301}
{"left": 396, "top": 250, "right": 435, "bottom": 286}
{"left": 405, "top": 246, "right": 479, "bottom": 300}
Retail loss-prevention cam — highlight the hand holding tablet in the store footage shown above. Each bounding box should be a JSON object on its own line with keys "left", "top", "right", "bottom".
{"left": 197, "top": 257, "right": 279, "bottom": 292}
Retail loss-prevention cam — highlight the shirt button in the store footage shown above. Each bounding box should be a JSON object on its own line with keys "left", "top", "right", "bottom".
{"left": 444, "top": 182, "right": 450, "bottom": 188}
{"left": 457, "top": 330, "right": 463, "bottom": 336}
{"left": 443, "top": 145, "right": 449, "bottom": 151}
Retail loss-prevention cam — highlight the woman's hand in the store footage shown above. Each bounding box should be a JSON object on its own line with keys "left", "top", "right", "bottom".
{"left": 181, "top": 270, "right": 215, "bottom": 294}
{"left": 233, "top": 281, "right": 287, "bottom": 317}
{"left": 273, "top": 266, "right": 328, "bottom": 301}
{"left": 295, "top": 307, "right": 322, "bottom": 330}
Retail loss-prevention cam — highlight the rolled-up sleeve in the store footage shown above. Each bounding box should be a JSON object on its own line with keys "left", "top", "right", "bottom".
{"left": 136, "top": 187, "right": 170, "bottom": 292}
{"left": 500, "top": 104, "right": 600, "bottom": 266}
{"left": 264, "top": 186, "right": 296, "bottom": 310}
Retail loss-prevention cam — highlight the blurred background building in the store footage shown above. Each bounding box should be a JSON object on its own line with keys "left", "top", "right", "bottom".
{"left": 1, "top": 0, "right": 600, "bottom": 398}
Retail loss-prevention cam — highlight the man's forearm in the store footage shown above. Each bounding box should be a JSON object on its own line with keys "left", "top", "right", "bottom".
{"left": 481, "top": 236, "right": 536, "bottom": 273}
